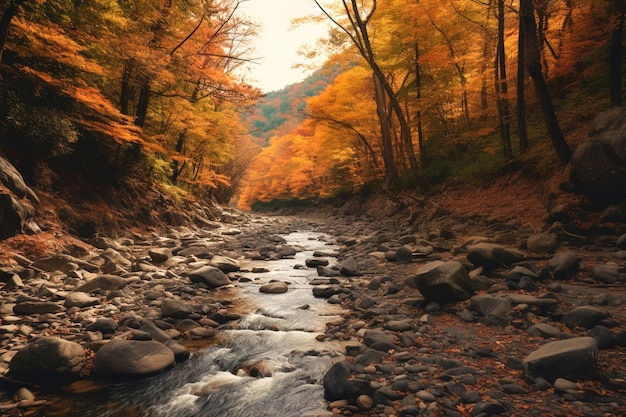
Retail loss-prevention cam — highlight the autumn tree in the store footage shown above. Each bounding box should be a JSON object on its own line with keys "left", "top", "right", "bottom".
{"left": 315, "top": 0, "right": 424, "bottom": 191}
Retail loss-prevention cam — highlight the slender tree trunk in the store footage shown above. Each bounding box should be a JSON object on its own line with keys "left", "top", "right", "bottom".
{"left": 610, "top": 0, "right": 624, "bottom": 107}
{"left": 517, "top": 0, "right": 529, "bottom": 152}
{"left": 0, "top": 0, "right": 24, "bottom": 65}
{"left": 414, "top": 43, "right": 425, "bottom": 158}
{"left": 171, "top": 129, "right": 187, "bottom": 183}
{"left": 373, "top": 73, "right": 400, "bottom": 190}
{"left": 120, "top": 59, "right": 135, "bottom": 116}
{"left": 496, "top": 0, "right": 512, "bottom": 160}
{"left": 134, "top": 81, "right": 150, "bottom": 127}
{"left": 522, "top": 0, "right": 572, "bottom": 165}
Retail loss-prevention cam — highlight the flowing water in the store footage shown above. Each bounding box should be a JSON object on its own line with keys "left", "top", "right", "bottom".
{"left": 46, "top": 232, "right": 346, "bottom": 417}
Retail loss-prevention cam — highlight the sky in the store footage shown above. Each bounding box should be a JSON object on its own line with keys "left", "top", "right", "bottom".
{"left": 237, "top": 0, "right": 329, "bottom": 92}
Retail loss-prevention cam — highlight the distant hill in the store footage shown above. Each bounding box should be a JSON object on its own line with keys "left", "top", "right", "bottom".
{"left": 240, "top": 64, "right": 343, "bottom": 142}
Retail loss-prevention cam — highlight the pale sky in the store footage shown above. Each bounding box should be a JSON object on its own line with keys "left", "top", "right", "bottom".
{"left": 237, "top": 0, "right": 329, "bottom": 92}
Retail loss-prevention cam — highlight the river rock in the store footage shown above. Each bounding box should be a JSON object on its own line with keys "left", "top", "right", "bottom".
{"left": 545, "top": 251, "right": 580, "bottom": 279}
{"left": 323, "top": 361, "right": 371, "bottom": 401}
{"left": 209, "top": 255, "right": 240, "bottom": 273}
{"left": 277, "top": 245, "right": 297, "bottom": 258}
{"left": 13, "top": 301, "right": 64, "bottom": 315}
{"left": 406, "top": 260, "right": 474, "bottom": 303}
{"left": 74, "top": 274, "right": 129, "bottom": 293}
{"left": 8, "top": 336, "right": 85, "bottom": 382}
{"left": 563, "top": 306, "right": 605, "bottom": 329}
{"left": 85, "top": 318, "right": 118, "bottom": 334}
{"left": 466, "top": 243, "right": 525, "bottom": 271}
{"left": 570, "top": 107, "right": 626, "bottom": 204}
{"left": 505, "top": 294, "right": 558, "bottom": 312}
{"left": 93, "top": 339, "right": 175, "bottom": 378}
{"left": 148, "top": 248, "right": 172, "bottom": 263}
{"left": 64, "top": 292, "right": 100, "bottom": 308}
{"left": 188, "top": 265, "right": 231, "bottom": 288}
{"left": 392, "top": 246, "right": 413, "bottom": 263}
{"left": 527, "top": 233, "right": 558, "bottom": 253}
{"left": 306, "top": 258, "right": 329, "bottom": 267}
{"left": 339, "top": 256, "right": 360, "bottom": 276}
{"left": 470, "top": 295, "right": 512, "bottom": 317}
{"left": 160, "top": 299, "right": 194, "bottom": 319}
{"left": 260, "top": 281, "right": 289, "bottom": 293}
{"left": 522, "top": 336, "right": 598, "bottom": 383}
{"left": 527, "top": 322, "right": 561, "bottom": 338}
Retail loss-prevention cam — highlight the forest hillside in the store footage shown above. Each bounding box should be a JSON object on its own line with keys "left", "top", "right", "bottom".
{"left": 0, "top": 0, "right": 625, "bottom": 256}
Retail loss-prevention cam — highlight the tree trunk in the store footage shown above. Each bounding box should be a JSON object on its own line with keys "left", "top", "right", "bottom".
{"left": 120, "top": 59, "right": 135, "bottom": 116}
{"left": 134, "top": 80, "right": 150, "bottom": 127}
{"left": 373, "top": 73, "right": 400, "bottom": 190}
{"left": 171, "top": 129, "right": 187, "bottom": 183}
{"left": 517, "top": 0, "right": 529, "bottom": 152}
{"left": 414, "top": 43, "right": 425, "bottom": 158}
{"left": 610, "top": 0, "right": 624, "bottom": 107}
{"left": 522, "top": 0, "right": 571, "bottom": 165}
{"left": 0, "top": 1, "right": 23, "bottom": 65}
{"left": 496, "top": 0, "right": 512, "bottom": 160}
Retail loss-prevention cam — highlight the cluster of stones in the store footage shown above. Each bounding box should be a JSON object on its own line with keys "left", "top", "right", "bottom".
{"left": 311, "top": 213, "right": 626, "bottom": 417}
{"left": 0, "top": 214, "right": 309, "bottom": 411}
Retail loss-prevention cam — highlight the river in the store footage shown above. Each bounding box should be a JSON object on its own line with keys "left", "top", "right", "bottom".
{"left": 45, "top": 231, "right": 346, "bottom": 417}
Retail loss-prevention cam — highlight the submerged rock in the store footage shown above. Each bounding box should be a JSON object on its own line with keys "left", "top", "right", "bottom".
{"left": 93, "top": 339, "right": 175, "bottom": 378}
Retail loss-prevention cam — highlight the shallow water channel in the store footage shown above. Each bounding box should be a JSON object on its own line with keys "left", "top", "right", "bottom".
{"left": 47, "top": 231, "right": 346, "bottom": 417}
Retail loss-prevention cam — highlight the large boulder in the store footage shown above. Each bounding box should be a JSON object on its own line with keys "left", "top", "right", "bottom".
{"left": 522, "top": 337, "right": 598, "bottom": 383}
{"left": 73, "top": 274, "right": 129, "bottom": 293}
{"left": 8, "top": 337, "right": 85, "bottom": 383}
{"left": 466, "top": 243, "right": 525, "bottom": 271}
{"left": 93, "top": 339, "right": 175, "bottom": 378}
{"left": 0, "top": 156, "right": 41, "bottom": 239}
{"left": 0, "top": 156, "right": 39, "bottom": 204}
{"left": 406, "top": 260, "right": 474, "bottom": 303}
{"left": 570, "top": 107, "right": 626, "bottom": 204}
{"left": 188, "top": 265, "right": 231, "bottom": 288}
{"left": 545, "top": 251, "right": 580, "bottom": 280}
{"left": 323, "top": 361, "right": 371, "bottom": 401}
{"left": 0, "top": 193, "right": 40, "bottom": 239}
{"left": 259, "top": 281, "right": 289, "bottom": 293}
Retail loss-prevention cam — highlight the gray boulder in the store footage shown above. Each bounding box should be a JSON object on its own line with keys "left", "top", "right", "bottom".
{"left": 323, "top": 361, "right": 371, "bottom": 401}
{"left": 64, "top": 292, "right": 100, "bottom": 308}
{"left": 339, "top": 256, "right": 360, "bottom": 276}
{"left": 0, "top": 156, "right": 39, "bottom": 203}
{"left": 33, "top": 254, "right": 98, "bottom": 273}
{"left": 545, "top": 251, "right": 580, "bottom": 279}
{"left": 570, "top": 107, "right": 626, "bottom": 204}
{"left": 526, "top": 233, "right": 557, "bottom": 254}
{"left": 13, "top": 301, "right": 64, "bottom": 315}
{"left": 406, "top": 260, "right": 474, "bottom": 303}
{"left": 470, "top": 295, "right": 512, "bottom": 317}
{"left": 466, "top": 243, "right": 525, "bottom": 271}
{"left": 564, "top": 306, "right": 605, "bottom": 329}
{"left": 93, "top": 339, "right": 175, "bottom": 378}
{"left": 148, "top": 248, "right": 172, "bottom": 263}
{"left": 74, "top": 274, "right": 129, "bottom": 293}
{"left": 209, "top": 255, "right": 240, "bottom": 273}
{"left": 160, "top": 299, "right": 194, "bottom": 319}
{"left": 188, "top": 265, "right": 231, "bottom": 288}
{"left": 522, "top": 337, "right": 598, "bottom": 383}
{"left": 0, "top": 193, "right": 40, "bottom": 239}
{"left": 9, "top": 337, "right": 85, "bottom": 382}
{"left": 259, "top": 281, "right": 289, "bottom": 293}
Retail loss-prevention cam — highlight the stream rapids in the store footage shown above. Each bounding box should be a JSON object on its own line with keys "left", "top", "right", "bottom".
{"left": 46, "top": 231, "right": 346, "bottom": 417}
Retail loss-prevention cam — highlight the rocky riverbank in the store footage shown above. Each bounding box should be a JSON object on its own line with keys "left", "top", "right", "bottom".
{"left": 0, "top": 190, "right": 625, "bottom": 416}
